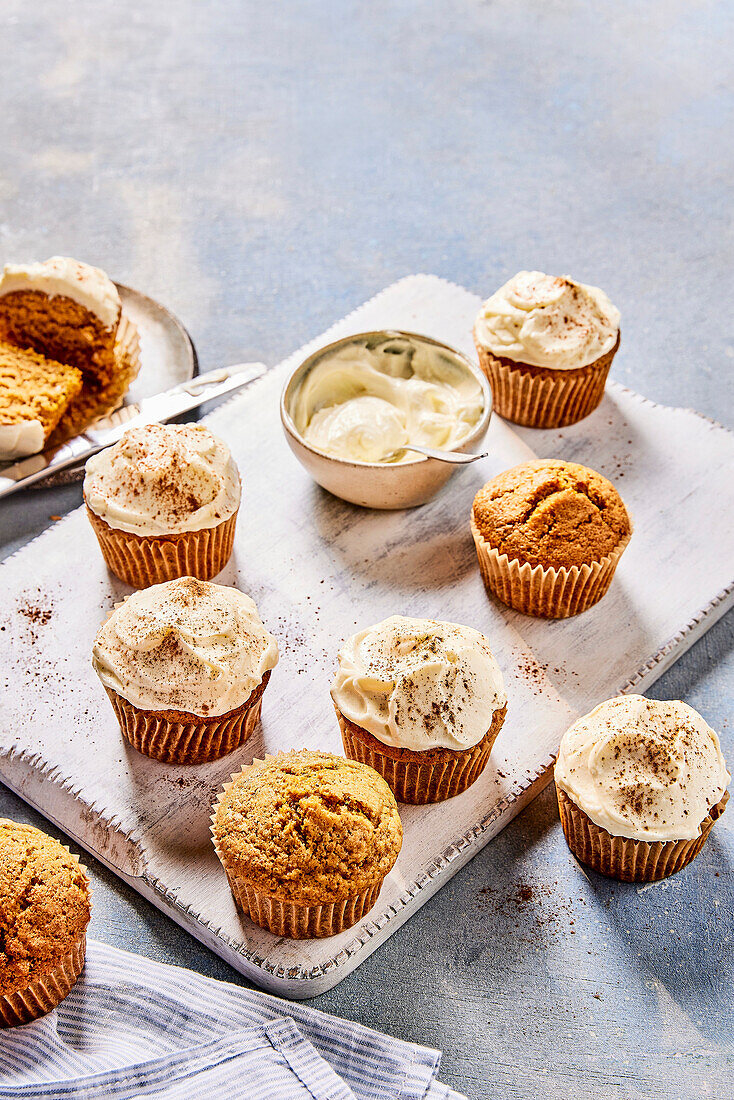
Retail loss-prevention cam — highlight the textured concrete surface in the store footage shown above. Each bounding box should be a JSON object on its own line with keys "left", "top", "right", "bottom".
{"left": 0, "top": 2, "right": 732, "bottom": 1097}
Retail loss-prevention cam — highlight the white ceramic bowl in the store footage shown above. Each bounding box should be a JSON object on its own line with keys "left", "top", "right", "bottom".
{"left": 280, "top": 330, "right": 492, "bottom": 509}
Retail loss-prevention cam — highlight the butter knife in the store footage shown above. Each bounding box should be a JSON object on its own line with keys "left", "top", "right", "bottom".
{"left": 0, "top": 362, "right": 267, "bottom": 500}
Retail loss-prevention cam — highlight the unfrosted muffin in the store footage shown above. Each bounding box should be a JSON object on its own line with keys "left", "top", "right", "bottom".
{"left": 84, "top": 422, "right": 241, "bottom": 587}
{"left": 212, "top": 750, "right": 402, "bottom": 938}
{"left": 471, "top": 459, "right": 632, "bottom": 617}
{"left": 93, "top": 577, "right": 278, "bottom": 763}
{"left": 473, "top": 271, "right": 620, "bottom": 427}
{"left": 0, "top": 820, "right": 91, "bottom": 1027}
{"left": 332, "top": 615, "right": 507, "bottom": 803}
{"left": 555, "top": 695, "right": 729, "bottom": 881}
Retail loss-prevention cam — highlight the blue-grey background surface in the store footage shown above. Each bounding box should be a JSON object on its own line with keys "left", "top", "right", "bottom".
{"left": 0, "top": 2, "right": 732, "bottom": 1096}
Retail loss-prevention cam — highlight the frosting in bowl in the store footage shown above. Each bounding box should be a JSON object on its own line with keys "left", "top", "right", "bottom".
{"left": 555, "top": 695, "right": 729, "bottom": 842}
{"left": 0, "top": 256, "right": 121, "bottom": 330}
{"left": 84, "top": 423, "right": 241, "bottom": 536}
{"left": 474, "top": 271, "right": 620, "bottom": 369}
{"left": 92, "top": 577, "right": 279, "bottom": 716}
{"left": 291, "top": 333, "right": 484, "bottom": 464}
{"left": 331, "top": 615, "right": 506, "bottom": 751}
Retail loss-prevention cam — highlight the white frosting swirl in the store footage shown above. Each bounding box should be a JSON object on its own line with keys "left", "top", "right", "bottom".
{"left": 474, "top": 271, "right": 620, "bottom": 369}
{"left": 0, "top": 419, "right": 45, "bottom": 460}
{"left": 0, "top": 257, "right": 121, "bottom": 330}
{"left": 292, "top": 333, "right": 484, "bottom": 464}
{"left": 555, "top": 695, "right": 729, "bottom": 842}
{"left": 332, "top": 615, "right": 506, "bottom": 751}
{"left": 84, "top": 423, "right": 241, "bottom": 536}
{"left": 92, "top": 577, "right": 279, "bottom": 717}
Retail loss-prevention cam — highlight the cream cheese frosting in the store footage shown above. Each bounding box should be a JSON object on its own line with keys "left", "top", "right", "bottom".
{"left": 292, "top": 333, "right": 484, "bottom": 464}
{"left": 331, "top": 615, "right": 506, "bottom": 751}
{"left": 83, "top": 423, "right": 241, "bottom": 536}
{"left": 474, "top": 271, "right": 620, "bottom": 369}
{"left": 0, "top": 257, "right": 121, "bottom": 330}
{"left": 555, "top": 695, "right": 729, "bottom": 842}
{"left": 0, "top": 419, "right": 45, "bottom": 460}
{"left": 92, "top": 577, "right": 279, "bottom": 717}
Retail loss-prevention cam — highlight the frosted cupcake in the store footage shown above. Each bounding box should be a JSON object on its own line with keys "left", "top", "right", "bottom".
{"left": 555, "top": 695, "right": 729, "bottom": 882}
{"left": 93, "top": 577, "right": 278, "bottom": 763}
{"left": 212, "top": 750, "right": 402, "bottom": 938}
{"left": 84, "top": 423, "right": 240, "bottom": 588}
{"left": 332, "top": 615, "right": 507, "bottom": 803}
{"left": 473, "top": 271, "right": 620, "bottom": 427}
{"left": 0, "top": 820, "right": 91, "bottom": 1027}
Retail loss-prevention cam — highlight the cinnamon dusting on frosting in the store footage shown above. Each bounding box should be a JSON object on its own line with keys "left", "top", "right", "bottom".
{"left": 474, "top": 271, "right": 620, "bottom": 370}
{"left": 555, "top": 695, "right": 729, "bottom": 842}
{"left": 332, "top": 615, "right": 506, "bottom": 751}
{"left": 84, "top": 423, "right": 240, "bottom": 536}
{"left": 92, "top": 577, "right": 278, "bottom": 717}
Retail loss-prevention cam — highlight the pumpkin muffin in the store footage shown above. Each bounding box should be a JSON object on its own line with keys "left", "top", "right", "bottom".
{"left": 471, "top": 459, "right": 631, "bottom": 617}
{"left": 0, "top": 257, "right": 140, "bottom": 444}
{"left": 0, "top": 820, "right": 91, "bottom": 1027}
{"left": 555, "top": 695, "right": 729, "bottom": 882}
{"left": 212, "top": 750, "right": 402, "bottom": 938}
{"left": 332, "top": 616, "right": 507, "bottom": 803}
{"left": 473, "top": 271, "right": 620, "bottom": 428}
{"left": 0, "top": 341, "right": 83, "bottom": 459}
{"left": 93, "top": 577, "right": 278, "bottom": 764}
{"left": 84, "top": 423, "right": 241, "bottom": 587}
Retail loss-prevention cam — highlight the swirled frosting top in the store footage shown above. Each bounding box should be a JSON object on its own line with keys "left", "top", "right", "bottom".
{"left": 555, "top": 695, "right": 729, "bottom": 841}
{"left": 92, "top": 577, "right": 278, "bottom": 716}
{"left": 84, "top": 423, "right": 241, "bottom": 536}
{"left": 474, "top": 271, "right": 620, "bottom": 369}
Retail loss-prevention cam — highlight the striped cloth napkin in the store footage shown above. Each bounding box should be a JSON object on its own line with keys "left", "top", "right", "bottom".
{"left": 0, "top": 941, "right": 465, "bottom": 1100}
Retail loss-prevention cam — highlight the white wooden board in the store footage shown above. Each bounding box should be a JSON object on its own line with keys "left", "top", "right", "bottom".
{"left": 1, "top": 275, "right": 732, "bottom": 998}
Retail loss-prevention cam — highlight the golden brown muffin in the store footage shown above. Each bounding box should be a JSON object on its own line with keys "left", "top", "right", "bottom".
{"left": 212, "top": 750, "right": 402, "bottom": 937}
{"left": 471, "top": 459, "right": 632, "bottom": 617}
{"left": 0, "top": 341, "right": 83, "bottom": 457}
{"left": 0, "top": 820, "right": 91, "bottom": 1027}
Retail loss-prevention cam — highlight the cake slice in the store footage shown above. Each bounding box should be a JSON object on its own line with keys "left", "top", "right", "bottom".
{"left": 0, "top": 257, "right": 122, "bottom": 390}
{"left": 0, "top": 341, "right": 83, "bottom": 459}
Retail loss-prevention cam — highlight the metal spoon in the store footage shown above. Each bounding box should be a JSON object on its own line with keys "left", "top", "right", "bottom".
{"left": 384, "top": 444, "right": 488, "bottom": 464}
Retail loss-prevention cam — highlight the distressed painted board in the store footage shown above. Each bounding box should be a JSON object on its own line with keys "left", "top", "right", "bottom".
{"left": 0, "top": 275, "right": 732, "bottom": 998}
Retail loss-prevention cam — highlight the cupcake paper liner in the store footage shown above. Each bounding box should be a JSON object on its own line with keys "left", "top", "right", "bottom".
{"left": 105, "top": 669, "right": 270, "bottom": 764}
{"left": 471, "top": 516, "right": 630, "bottom": 618}
{"left": 473, "top": 330, "right": 619, "bottom": 429}
{"left": 211, "top": 755, "right": 389, "bottom": 938}
{"left": 336, "top": 704, "right": 507, "bottom": 804}
{"left": 556, "top": 787, "right": 729, "bottom": 883}
{"left": 86, "top": 506, "right": 238, "bottom": 588}
{"left": 223, "top": 874, "right": 383, "bottom": 939}
{"left": 0, "top": 934, "right": 86, "bottom": 1028}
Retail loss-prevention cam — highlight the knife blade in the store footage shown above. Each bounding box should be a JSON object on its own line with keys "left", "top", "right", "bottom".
{"left": 0, "top": 361, "right": 268, "bottom": 500}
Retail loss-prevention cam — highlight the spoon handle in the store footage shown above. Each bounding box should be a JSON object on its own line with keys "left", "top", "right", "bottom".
{"left": 401, "top": 445, "right": 488, "bottom": 464}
